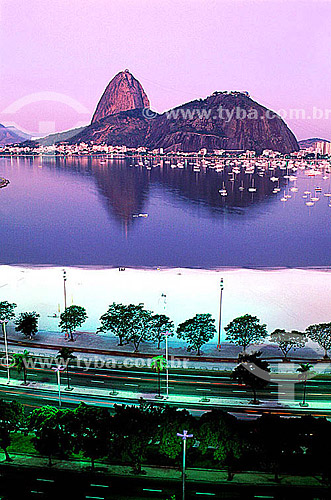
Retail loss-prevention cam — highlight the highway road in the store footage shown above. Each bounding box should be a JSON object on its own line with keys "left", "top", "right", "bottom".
{"left": 0, "top": 465, "right": 328, "bottom": 500}
{"left": 0, "top": 364, "right": 330, "bottom": 418}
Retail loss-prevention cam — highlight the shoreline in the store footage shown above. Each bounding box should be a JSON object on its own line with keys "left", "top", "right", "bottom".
{"left": 1, "top": 265, "right": 331, "bottom": 339}
{"left": 2, "top": 263, "right": 331, "bottom": 271}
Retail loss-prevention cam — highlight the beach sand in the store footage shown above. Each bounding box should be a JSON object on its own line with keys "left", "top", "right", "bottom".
{"left": 0, "top": 265, "right": 330, "bottom": 340}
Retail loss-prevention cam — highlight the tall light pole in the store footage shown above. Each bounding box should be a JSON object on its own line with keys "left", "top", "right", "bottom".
{"left": 0, "top": 320, "right": 10, "bottom": 384}
{"left": 164, "top": 331, "right": 172, "bottom": 398}
{"left": 52, "top": 365, "right": 65, "bottom": 407}
{"left": 177, "top": 429, "right": 193, "bottom": 500}
{"left": 217, "top": 278, "right": 224, "bottom": 349}
{"left": 63, "top": 269, "right": 68, "bottom": 339}
{"left": 160, "top": 293, "right": 171, "bottom": 399}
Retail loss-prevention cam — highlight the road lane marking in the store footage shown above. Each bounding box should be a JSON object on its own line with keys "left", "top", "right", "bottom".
{"left": 196, "top": 493, "right": 216, "bottom": 496}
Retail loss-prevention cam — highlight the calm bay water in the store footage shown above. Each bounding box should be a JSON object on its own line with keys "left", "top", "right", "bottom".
{"left": 0, "top": 155, "right": 330, "bottom": 267}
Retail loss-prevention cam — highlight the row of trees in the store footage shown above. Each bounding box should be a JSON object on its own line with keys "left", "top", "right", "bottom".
{"left": 225, "top": 315, "right": 331, "bottom": 360}
{"left": 0, "top": 399, "right": 330, "bottom": 484}
{"left": 98, "top": 303, "right": 218, "bottom": 355}
{"left": 1, "top": 301, "right": 331, "bottom": 358}
{"left": 0, "top": 301, "right": 87, "bottom": 342}
{"left": 99, "top": 307, "right": 331, "bottom": 358}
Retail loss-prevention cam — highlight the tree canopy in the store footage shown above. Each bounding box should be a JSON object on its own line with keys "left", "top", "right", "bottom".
{"left": 112, "top": 401, "right": 160, "bottom": 473}
{"left": 0, "top": 301, "right": 17, "bottom": 322}
{"left": 59, "top": 305, "right": 87, "bottom": 341}
{"left": 72, "top": 403, "right": 112, "bottom": 469}
{"left": 177, "top": 313, "right": 216, "bottom": 355}
{"left": 97, "top": 302, "right": 131, "bottom": 345}
{"left": 98, "top": 303, "right": 155, "bottom": 352}
{"left": 306, "top": 322, "right": 331, "bottom": 359}
{"left": 225, "top": 314, "right": 267, "bottom": 352}
{"left": 156, "top": 406, "right": 196, "bottom": 462}
{"left": 0, "top": 399, "right": 24, "bottom": 462}
{"left": 15, "top": 311, "right": 40, "bottom": 339}
{"left": 29, "top": 406, "right": 75, "bottom": 466}
{"left": 198, "top": 410, "right": 243, "bottom": 479}
{"left": 149, "top": 314, "right": 174, "bottom": 349}
{"left": 232, "top": 350, "right": 270, "bottom": 404}
{"left": 270, "top": 329, "right": 307, "bottom": 360}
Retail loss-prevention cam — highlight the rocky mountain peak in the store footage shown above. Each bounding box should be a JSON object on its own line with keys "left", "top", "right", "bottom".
{"left": 91, "top": 70, "right": 150, "bottom": 124}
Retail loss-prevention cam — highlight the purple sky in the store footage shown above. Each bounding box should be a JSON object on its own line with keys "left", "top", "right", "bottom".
{"left": 0, "top": 0, "right": 330, "bottom": 140}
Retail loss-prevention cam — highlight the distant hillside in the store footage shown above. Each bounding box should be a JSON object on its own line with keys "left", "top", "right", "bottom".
{"left": 0, "top": 124, "right": 29, "bottom": 145}
{"left": 6, "top": 126, "right": 31, "bottom": 141}
{"left": 34, "top": 126, "right": 87, "bottom": 146}
{"left": 299, "top": 137, "right": 329, "bottom": 149}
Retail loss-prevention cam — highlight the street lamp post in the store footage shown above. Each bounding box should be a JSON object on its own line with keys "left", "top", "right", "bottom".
{"left": 177, "top": 430, "right": 193, "bottom": 500}
{"left": 164, "top": 331, "right": 172, "bottom": 398}
{"left": 160, "top": 293, "right": 171, "bottom": 399}
{"left": 0, "top": 320, "right": 10, "bottom": 384}
{"left": 63, "top": 269, "right": 68, "bottom": 339}
{"left": 63, "top": 269, "right": 67, "bottom": 311}
{"left": 217, "top": 278, "right": 224, "bottom": 349}
{"left": 52, "top": 365, "right": 65, "bottom": 407}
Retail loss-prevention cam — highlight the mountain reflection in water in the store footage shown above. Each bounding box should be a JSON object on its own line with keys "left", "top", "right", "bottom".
{"left": 0, "top": 154, "right": 330, "bottom": 267}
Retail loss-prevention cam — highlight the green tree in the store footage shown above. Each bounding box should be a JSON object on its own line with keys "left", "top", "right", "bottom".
{"left": 0, "top": 301, "right": 17, "bottom": 322}
{"left": 125, "top": 304, "right": 154, "bottom": 352}
{"left": 306, "top": 323, "right": 331, "bottom": 359}
{"left": 198, "top": 410, "right": 242, "bottom": 480}
{"left": 29, "top": 406, "right": 75, "bottom": 467}
{"left": 72, "top": 403, "right": 112, "bottom": 469}
{"left": 15, "top": 311, "right": 40, "bottom": 339}
{"left": 112, "top": 401, "right": 160, "bottom": 473}
{"left": 0, "top": 301, "right": 17, "bottom": 340}
{"left": 97, "top": 302, "right": 133, "bottom": 346}
{"left": 231, "top": 351, "right": 270, "bottom": 404}
{"left": 155, "top": 407, "right": 195, "bottom": 463}
{"left": 0, "top": 399, "right": 24, "bottom": 462}
{"left": 270, "top": 329, "right": 307, "bottom": 361}
{"left": 99, "top": 303, "right": 154, "bottom": 352}
{"left": 12, "top": 349, "right": 30, "bottom": 385}
{"left": 151, "top": 355, "right": 167, "bottom": 398}
{"left": 297, "top": 363, "right": 313, "bottom": 407}
{"left": 251, "top": 414, "right": 289, "bottom": 482}
{"left": 59, "top": 305, "right": 87, "bottom": 342}
{"left": 57, "top": 347, "right": 75, "bottom": 390}
{"left": 224, "top": 314, "right": 267, "bottom": 352}
{"left": 177, "top": 313, "right": 216, "bottom": 355}
{"left": 150, "top": 314, "right": 174, "bottom": 349}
